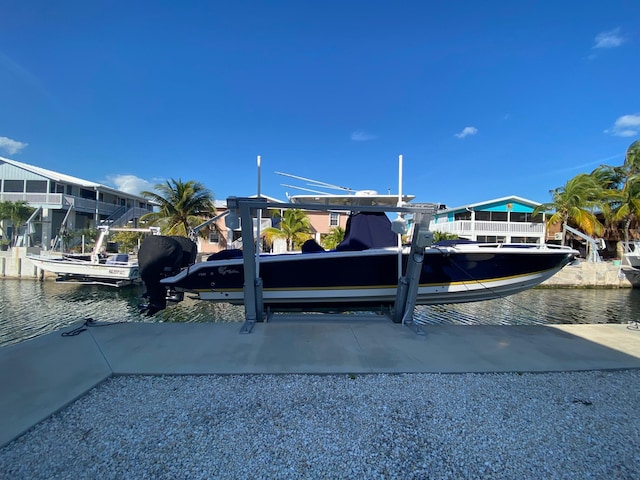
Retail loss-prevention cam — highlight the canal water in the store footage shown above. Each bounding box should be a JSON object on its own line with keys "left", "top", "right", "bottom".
{"left": 1, "top": 278, "right": 639, "bottom": 347}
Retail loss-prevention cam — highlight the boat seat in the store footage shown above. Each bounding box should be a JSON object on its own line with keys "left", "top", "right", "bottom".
{"left": 207, "top": 249, "right": 243, "bottom": 261}
{"left": 301, "top": 239, "right": 325, "bottom": 253}
{"left": 106, "top": 254, "right": 129, "bottom": 264}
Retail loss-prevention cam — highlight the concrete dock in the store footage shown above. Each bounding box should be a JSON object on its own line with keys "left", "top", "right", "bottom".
{"left": 1, "top": 317, "right": 639, "bottom": 448}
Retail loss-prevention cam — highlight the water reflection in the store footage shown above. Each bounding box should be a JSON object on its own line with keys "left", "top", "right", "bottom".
{"left": 1, "top": 279, "right": 638, "bottom": 347}
{"left": 414, "top": 288, "right": 640, "bottom": 326}
{"left": 0, "top": 279, "right": 244, "bottom": 347}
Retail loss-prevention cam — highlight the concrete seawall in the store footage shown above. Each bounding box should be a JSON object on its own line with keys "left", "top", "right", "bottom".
{"left": 2, "top": 248, "right": 639, "bottom": 288}
{"left": 541, "top": 261, "right": 640, "bottom": 288}
{"left": 0, "top": 248, "right": 43, "bottom": 279}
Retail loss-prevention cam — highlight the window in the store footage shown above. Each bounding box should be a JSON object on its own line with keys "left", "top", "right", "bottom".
{"left": 511, "top": 236, "right": 540, "bottom": 244}
{"left": 80, "top": 188, "right": 94, "bottom": 199}
{"left": 26, "top": 180, "right": 47, "bottom": 193}
{"left": 511, "top": 212, "right": 533, "bottom": 222}
{"left": 3, "top": 180, "right": 24, "bottom": 192}
{"left": 209, "top": 231, "right": 220, "bottom": 244}
{"left": 454, "top": 211, "right": 471, "bottom": 221}
{"left": 511, "top": 212, "right": 543, "bottom": 223}
{"left": 476, "top": 211, "right": 507, "bottom": 221}
{"left": 477, "top": 235, "right": 506, "bottom": 243}
{"left": 329, "top": 212, "right": 340, "bottom": 227}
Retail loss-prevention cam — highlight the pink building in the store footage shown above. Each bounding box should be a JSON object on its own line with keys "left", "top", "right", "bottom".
{"left": 195, "top": 197, "right": 348, "bottom": 257}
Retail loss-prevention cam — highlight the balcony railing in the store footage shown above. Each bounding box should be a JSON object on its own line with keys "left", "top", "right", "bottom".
{"left": 0, "top": 192, "right": 130, "bottom": 216}
{"left": 0, "top": 192, "right": 65, "bottom": 206}
{"left": 430, "top": 220, "right": 545, "bottom": 237}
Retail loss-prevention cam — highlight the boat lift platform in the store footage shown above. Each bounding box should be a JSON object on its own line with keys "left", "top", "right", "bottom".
{"left": 225, "top": 197, "right": 437, "bottom": 334}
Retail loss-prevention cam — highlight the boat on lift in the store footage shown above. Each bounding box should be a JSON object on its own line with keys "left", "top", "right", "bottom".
{"left": 621, "top": 240, "right": 640, "bottom": 269}
{"left": 27, "top": 226, "right": 160, "bottom": 287}
{"left": 136, "top": 192, "right": 578, "bottom": 316}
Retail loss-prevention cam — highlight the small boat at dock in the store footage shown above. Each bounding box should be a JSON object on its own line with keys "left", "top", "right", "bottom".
{"left": 622, "top": 241, "right": 640, "bottom": 269}
{"left": 27, "top": 226, "right": 160, "bottom": 287}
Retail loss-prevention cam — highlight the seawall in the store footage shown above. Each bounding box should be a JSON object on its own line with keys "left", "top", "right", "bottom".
{"left": 540, "top": 261, "right": 640, "bottom": 288}
{"left": 0, "top": 248, "right": 43, "bottom": 279}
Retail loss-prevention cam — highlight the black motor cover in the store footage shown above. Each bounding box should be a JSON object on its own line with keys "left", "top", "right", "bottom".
{"left": 138, "top": 235, "right": 195, "bottom": 314}
{"left": 170, "top": 235, "right": 198, "bottom": 267}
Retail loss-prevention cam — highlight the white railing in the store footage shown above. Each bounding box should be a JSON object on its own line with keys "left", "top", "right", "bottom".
{"left": 105, "top": 206, "right": 151, "bottom": 226}
{"left": 0, "top": 192, "right": 64, "bottom": 205}
{"left": 0, "top": 192, "right": 125, "bottom": 216}
{"left": 430, "top": 220, "right": 545, "bottom": 236}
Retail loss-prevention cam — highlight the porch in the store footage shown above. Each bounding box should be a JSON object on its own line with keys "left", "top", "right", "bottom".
{"left": 430, "top": 219, "right": 546, "bottom": 243}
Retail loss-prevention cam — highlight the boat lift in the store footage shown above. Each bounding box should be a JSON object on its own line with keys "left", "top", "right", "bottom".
{"left": 562, "top": 224, "right": 603, "bottom": 263}
{"left": 225, "top": 196, "right": 437, "bottom": 334}
{"left": 15, "top": 206, "right": 43, "bottom": 248}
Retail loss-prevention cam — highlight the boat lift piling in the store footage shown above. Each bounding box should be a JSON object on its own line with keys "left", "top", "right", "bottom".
{"left": 392, "top": 213, "right": 434, "bottom": 334}
{"left": 226, "top": 196, "right": 436, "bottom": 334}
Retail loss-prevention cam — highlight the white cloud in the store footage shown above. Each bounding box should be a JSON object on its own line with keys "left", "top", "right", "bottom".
{"left": 106, "top": 174, "right": 154, "bottom": 195}
{"left": 454, "top": 126, "right": 478, "bottom": 139}
{"left": 605, "top": 114, "right": 640, "bottom": 137}
{"left": 0, "top": 136, "right": 28, "bottom": 155}
{"left": 593, "top": 28, "right": 625, "bottom": 49}
{"left": 351, "top": 130, "right": 376, "bottom": 142}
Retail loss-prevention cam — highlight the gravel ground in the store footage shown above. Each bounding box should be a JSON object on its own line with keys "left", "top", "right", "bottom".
{"left": 1, "top": 371, "right": 639, "bottom": 479}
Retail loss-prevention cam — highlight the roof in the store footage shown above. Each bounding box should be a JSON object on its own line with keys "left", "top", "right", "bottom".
{"left": 437, "top": 195, "right": 542, "bottom": 214}
{"left": 214, "top": 195, "right": 287, "bottom": 209}
{"left": 0, "top": 156, "right": 148, "bottom": 200}
{"left": 288, "top": 192, "right": 415, "bottom": 207}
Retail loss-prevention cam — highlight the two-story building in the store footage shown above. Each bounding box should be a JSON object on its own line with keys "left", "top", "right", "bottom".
{"left": 0, "top": 156, "right": 154, "bottom": 249}
{"left": 197, "top": 197, "right": 349, "bottom": 256}
{"left": 430, "top": 196, "right": 548, "bottom": 244}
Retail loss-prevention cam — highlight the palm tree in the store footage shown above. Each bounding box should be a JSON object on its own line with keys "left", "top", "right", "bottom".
{"left": 610, "top": 140, "right": 640, "bottom": 246}
{"left": 433, "top": 231, "right": 460, "bottom": 243}
{"left": 0, "top": 200, "right": 35, "bottom": 246}
{"left": 626, "top": 139, "right": 640, "bottom": 173}
{"left": 588, "top": 164, "right": 625, "bottom": 237}
{"left": 263, "top": 209, "right": 312, "bottom": 251}
{"left": 321, "top": 226, "right": 345, "bottom": 250}
{"left": 533, "top": 173, "right": 604, "bottom": 245}
{"left": 140, "top": 179, "right": 216, "bottom": 237}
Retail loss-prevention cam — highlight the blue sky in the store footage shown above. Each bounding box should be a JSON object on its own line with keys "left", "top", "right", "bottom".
{"left": 1, "top": 0, "right": 639, "bottom": 208}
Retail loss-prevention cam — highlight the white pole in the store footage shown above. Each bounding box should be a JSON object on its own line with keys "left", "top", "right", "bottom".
{"left": 397, "top": 154, "right": 403, "bottom": 279}
{"left": 256, "top": 155, "right": 262, "bottom": 277}
{"left": 398, "top": 154, "right": 403, "bottom": 208}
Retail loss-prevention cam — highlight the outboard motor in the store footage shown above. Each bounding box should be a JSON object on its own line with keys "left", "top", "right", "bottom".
{"left": 138, "top": 235, "right": 197, "bottom": 315}
{"left": 170, "top": 235, "right": 198, "bottom": 267}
